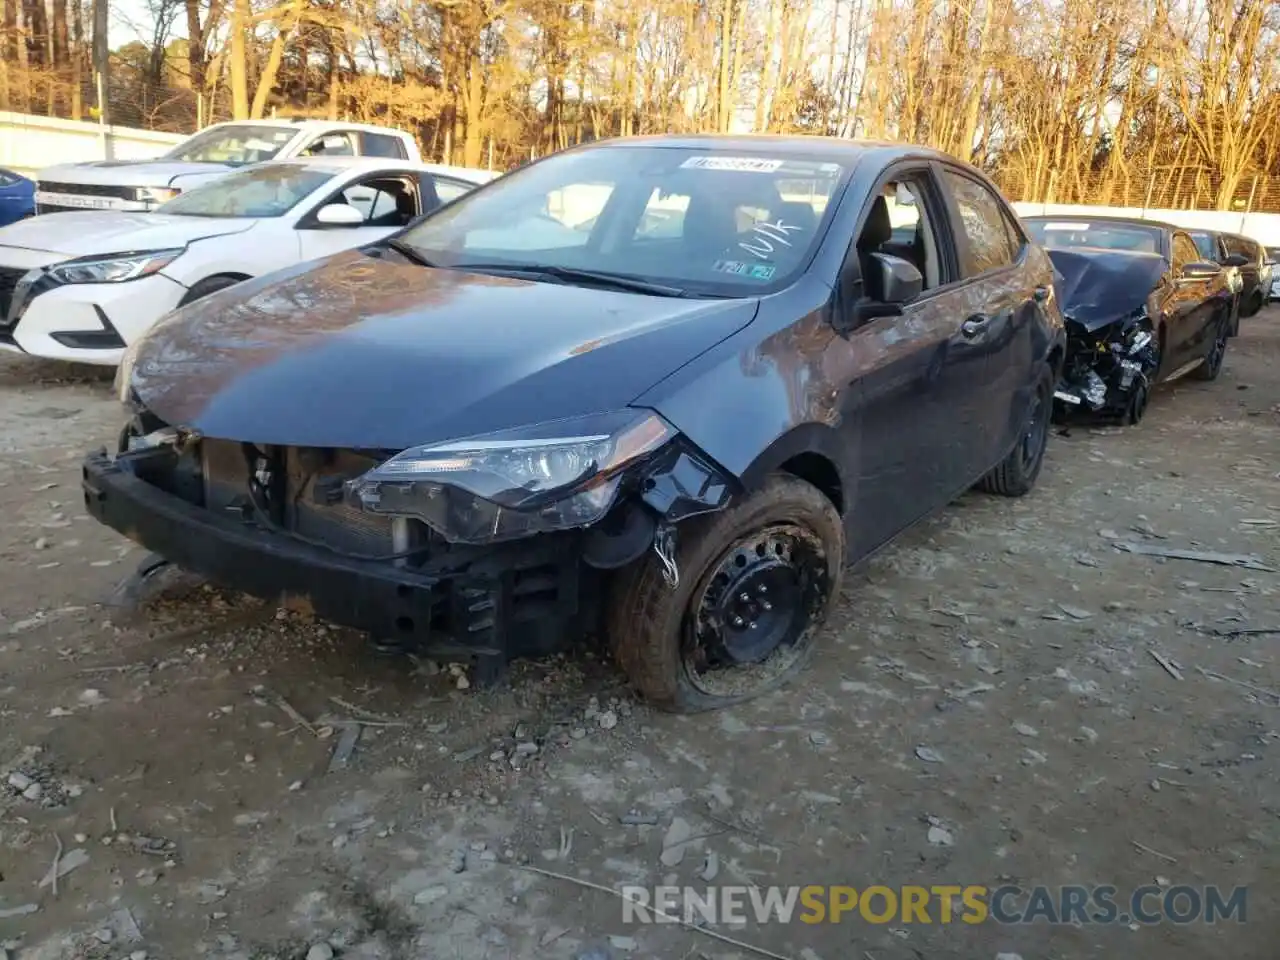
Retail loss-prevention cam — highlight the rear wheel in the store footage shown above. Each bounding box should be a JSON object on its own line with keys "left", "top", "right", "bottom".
{"left": 977, "top": 366, "right": 1052, "bottom": 497}
{"left": 608, "top": 473, "right": 843, "bottom": 712}
{"left": 1192, "top": 316, "right": 1229, "bottom": 381}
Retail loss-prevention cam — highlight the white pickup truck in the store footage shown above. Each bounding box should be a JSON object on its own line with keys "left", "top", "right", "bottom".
{"left": 34, "top": 119, "right": 422, "bottom": 215}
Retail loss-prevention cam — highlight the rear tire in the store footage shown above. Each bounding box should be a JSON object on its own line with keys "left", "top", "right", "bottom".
{"left": 1192, "top": 315, "right": 1228, "bottom": 381}
{"left": 977, "top": 365, "right": 1053, "bottom": 497}
{"left": 178, "top": 274, "right": 247, "bottom": 307}
{"left": 608, "top": 473, "right": 843, "bottom": 713}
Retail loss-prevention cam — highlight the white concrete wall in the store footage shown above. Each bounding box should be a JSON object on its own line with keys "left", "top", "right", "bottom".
{"left": 1012, "top": 201, "right": 1280, "bottom": 248}
{"left": 0, "top": 111, "right": 186, "bottom": 177}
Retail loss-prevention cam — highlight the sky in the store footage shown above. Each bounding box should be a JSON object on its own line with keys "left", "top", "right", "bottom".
{"left": 109, "top": 0, "right": 176, "bottom": 49}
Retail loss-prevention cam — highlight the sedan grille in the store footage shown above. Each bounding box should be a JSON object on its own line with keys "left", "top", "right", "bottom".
{"left": 37, "top": 181, "right": 136, "bottom": 199}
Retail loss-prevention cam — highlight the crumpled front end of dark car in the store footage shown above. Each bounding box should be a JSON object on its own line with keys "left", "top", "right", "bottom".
{"left": 82, "top": 403, "right": 733, "bottom": 684}
{"left": 1054, "top": 307, "right": 1161, "bottom": 422}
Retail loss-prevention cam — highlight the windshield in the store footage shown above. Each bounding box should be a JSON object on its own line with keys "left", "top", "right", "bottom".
{"left": 163, "top": 124, "right": 297, "bottom": 165}
{"left": 394, "top": 145, "right": 849, "bottom": 296}
{"left": 1025, "top": 219, "right": 1163, "bottom": 254}
{"left": 156, "top": 164, "right": 332, "bottom": 218}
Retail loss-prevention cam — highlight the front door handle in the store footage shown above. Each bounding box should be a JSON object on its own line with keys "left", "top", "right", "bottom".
{"left": 1033, "top": 285, "right": 1050, "bottom": 302}
{"left": 960, "top": 314, "right": 990, "bottom": 338}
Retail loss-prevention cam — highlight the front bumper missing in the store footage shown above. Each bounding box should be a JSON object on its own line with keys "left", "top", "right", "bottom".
{"left": 81, "top": 450, "right": 587, "bottom": 674}
{"left": 1054, "top": 322, "right": 1160, "bottom": 419}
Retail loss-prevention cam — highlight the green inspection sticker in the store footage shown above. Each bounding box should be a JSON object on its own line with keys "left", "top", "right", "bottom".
{"left": 714, "top": 259, "right": 776, "bottom": 280}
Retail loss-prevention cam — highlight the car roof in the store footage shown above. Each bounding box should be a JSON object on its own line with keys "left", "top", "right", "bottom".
{"left": 415, "top": 163, "right": 498, "bottom": 184}
{"left": 1022, "top": 213, "right": 1181, "bottom": 231}
{"left": 201, "top": 118, "right": 414, "bottom": 137}
{"left": 232, "top": 158, "right": 495, "bottom": 184}
{"left": 582, "top": 133, "right": 953, "bottom": 164}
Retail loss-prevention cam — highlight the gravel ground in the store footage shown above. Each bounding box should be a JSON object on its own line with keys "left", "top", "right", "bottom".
{"left": 1, "top": 308, "right": 1279, "bottom": 960}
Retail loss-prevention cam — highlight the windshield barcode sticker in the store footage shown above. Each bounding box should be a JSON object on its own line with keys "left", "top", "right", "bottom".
{"left": 679, "top": 157, "right": 784, "bottom": 173}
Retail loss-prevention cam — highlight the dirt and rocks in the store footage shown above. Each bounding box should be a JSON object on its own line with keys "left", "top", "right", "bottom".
{"left": 2, "top": 311, "right": 1280, "bottom": 960}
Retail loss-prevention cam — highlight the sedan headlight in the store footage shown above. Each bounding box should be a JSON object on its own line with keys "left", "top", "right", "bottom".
{"left": 346, "top": 409, "right": 675, "bottom": 545}
{"left": 136, "top": 186, "right": 180, "bottom": 206}
{"left": 48, "top": 248, "right": 184, "bottom": 285}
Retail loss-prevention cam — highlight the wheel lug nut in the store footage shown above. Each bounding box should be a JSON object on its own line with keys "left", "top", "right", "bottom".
{"left": 760, "top": 600, "right": 772, "bottom": 611}
{"left": 756, "top": 584, "right": 768, "bottom": 594}
{"left": 739, "top": 592, "right": 750, "bottom": 602}
{"left": 748, "top": 622, "right": 758, "bottom": 629}
{"left": 732, "top": 616, "right": 745, "bottom": 627}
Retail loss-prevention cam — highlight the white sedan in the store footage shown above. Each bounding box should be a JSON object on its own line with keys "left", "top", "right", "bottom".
{"left": 0, "top": 157, "right": 496, "bottom": 365}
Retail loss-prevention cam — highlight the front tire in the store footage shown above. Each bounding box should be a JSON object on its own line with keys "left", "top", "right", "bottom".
{"left": 608, "top": 473, "right": 844, "bottom": 713}
{"left": 977, "top": 365, "right": 1053, "bottom": 497}
{"left": 1192, "top": 315, "right": 1229, "bottom": 381}
{"left": 1121, "top": 377, "right": 1150, "bottom": 426}
{"left": 178, "top": 274, "right": 247, "bottom": 307}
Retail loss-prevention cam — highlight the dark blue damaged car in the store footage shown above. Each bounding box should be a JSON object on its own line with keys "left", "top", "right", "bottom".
{"left": 86, "top": 135, "right": 1065, "bottom": 712}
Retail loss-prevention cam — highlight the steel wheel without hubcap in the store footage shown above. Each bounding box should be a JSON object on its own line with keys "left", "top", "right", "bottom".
{"left": 683, "top": 524, "right": 831, "bottom": 698}
{"left": 1020, "top": 387, "right": 1050, "bottom": 473}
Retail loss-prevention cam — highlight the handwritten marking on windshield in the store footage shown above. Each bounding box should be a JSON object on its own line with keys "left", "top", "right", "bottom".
{"left": 739, "top": 220, "right": 805, "bottom": 260}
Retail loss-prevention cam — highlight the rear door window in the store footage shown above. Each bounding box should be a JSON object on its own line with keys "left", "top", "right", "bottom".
{"left": 941, "top": 170, "right": 1016, "bottom": 277}
{"left": 302, "top": 132, "right": 358, "bottom": 157}
{"left": 361, "top": 133, "right": 409, "bottom": 159}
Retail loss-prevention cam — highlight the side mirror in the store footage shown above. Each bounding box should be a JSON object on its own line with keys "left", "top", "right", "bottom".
{"left": 867, "top": 252, "right": 924, "bottom": 304}
{"left": 1223, "top": 253, "right": 1250, "bottom": 268}
{"left": 314, "top": 203, "right": 366, "bottom": 227}
{"left": 834, "top": 252, "right": 923, "bottom": 336}
{"left": 1179, "top": 260, "right": 1221, "bottom": 281}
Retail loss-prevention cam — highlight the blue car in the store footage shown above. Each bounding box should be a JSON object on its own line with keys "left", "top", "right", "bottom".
{"left": 0, "top": 168, "right": 35, "bottom": 226}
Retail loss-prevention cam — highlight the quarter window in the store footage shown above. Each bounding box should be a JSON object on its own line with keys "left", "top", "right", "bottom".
{"left": 943, "top": 171, "right": 1015, "bottom": 277}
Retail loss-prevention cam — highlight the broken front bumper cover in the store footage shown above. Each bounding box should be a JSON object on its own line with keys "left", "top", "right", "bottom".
{"left": 81, "top": 450, "right": 585, "bottom": 665}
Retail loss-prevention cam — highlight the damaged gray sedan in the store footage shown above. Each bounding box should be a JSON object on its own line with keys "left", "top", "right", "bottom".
{"left": 85, "top": 136, "right": 1064, "bottom": 711}
{"left": 1024, "top": 216, "right": 1234, "bottom": 424}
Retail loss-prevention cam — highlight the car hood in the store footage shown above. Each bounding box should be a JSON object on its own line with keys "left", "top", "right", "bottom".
{"left": 1047, "top": 247, "right": 1169, "bottom": 331}
{"left": 37, "top": 160, "right": 234, "bottom": 188}
{"left": 0, "top": 212, "right": 257, "bottom": 257}
{"left": 128, "top": 250, "right": 760, "bottom": 449}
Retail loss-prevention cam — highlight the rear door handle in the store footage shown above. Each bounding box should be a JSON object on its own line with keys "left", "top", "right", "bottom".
{"left": 960, "top": 314, "right": 991, "bottom": 338}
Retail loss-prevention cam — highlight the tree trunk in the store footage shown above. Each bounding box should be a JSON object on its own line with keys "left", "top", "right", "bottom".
{"left": 23, "top": 0, "right": 49, "bottom": 65}
{"left": 461, "top": 50, "right": 484, "bottom": 167}
{"left": 51, "top": 0, "right": 68, "bottom": 65}
{"left": 229, "top": 0, "right": 250, "bottom": 119}
{"left": 716, "top": 0, "right": 733, "bottom": 131}
{"left": 185, "top": 0, "right": 206, "bottom": 90}
{"left": 250, "top": 6, "right": 297, "bottom": 119}
{"left": 91, "top": 0, "right": 108, "bottom": 124}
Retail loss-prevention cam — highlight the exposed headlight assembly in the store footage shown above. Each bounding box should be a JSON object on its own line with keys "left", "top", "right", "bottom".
{"left": 48, "top": 248, "right": 184, "bottom": 285}
{"left": 346, "top": 409, "right": 675, "bottom": 544}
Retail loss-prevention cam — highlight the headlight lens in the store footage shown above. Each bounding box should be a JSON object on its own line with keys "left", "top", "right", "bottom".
{"left": 48, "top": 248, "right": 184, "bottom": 285}
{"left": 346, "top": 409, "right": 675, "bottom": 544}
{"left": 136, "top": 186, "right": 180, "bottom": 206}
